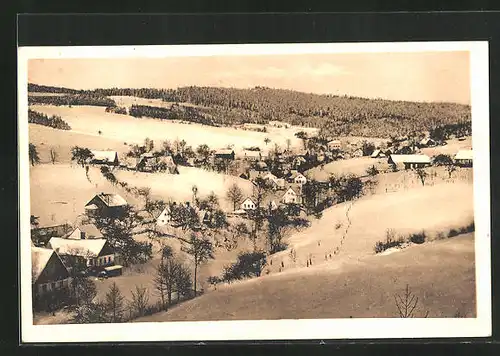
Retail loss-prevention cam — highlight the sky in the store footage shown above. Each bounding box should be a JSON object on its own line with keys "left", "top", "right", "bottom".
{"left": 28, "top": 51, "right": 471, "bottom": 104}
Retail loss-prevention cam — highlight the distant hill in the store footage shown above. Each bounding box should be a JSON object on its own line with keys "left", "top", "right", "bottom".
{"left": 28, "top": 84, "right": 471, "bottom": 138}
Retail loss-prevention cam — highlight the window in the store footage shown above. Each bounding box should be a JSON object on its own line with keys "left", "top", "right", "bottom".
{"left": 89, "top": 259, "right": 94, "bottom": 266}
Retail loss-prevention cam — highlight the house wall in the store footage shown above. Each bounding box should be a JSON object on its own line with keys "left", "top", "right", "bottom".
{"left": 87, "top": 254, "right": 114, "bottom": 267}
{"left": 36, "top": 277, "right": 72, "bottom": 295}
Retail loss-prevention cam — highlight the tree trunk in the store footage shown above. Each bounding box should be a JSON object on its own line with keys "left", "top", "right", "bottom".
{"left": 193, "top": 260, "right": 197, "bottom": 296}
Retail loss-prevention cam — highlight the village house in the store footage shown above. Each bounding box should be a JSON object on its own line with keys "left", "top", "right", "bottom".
{"left": 84, "top": 193, "right": 128, "bottom": 218}
{"left": 48, "top": 237, "right": 117, "bottom": 272}
{"left": 32, "top": 246, "right": 71, "bottom": 296}
{"left": 419, "top": 137, "right": 437, "bottom": 147}
{"left": 282, "top": 187, "right": 301, "bottom": 204}
{"left": 240, "top": 197, "right": 257, "bottom": 211}
{"left": 130, "top": 153, "right": 179, "bottom": 173}
{"left": 327, "top": 140, "right": 342, "bottom": 151}
{"left": 90, "top": 150, "right": 120, "bottom": 166}
{"left": 388, "top": 154, "right": 431, "bottom": 170}
{"left": 67, "top": 223, "right": 104, "bottom": 240}
{"left": 454, "top": 149, "right": 473, "bottom": 167}
{"left": 243, "top": 150, "right": 262, "bottom": 161}
{"left": 31, "top": 223, "right": 73, "bottom": 246}
{"left": 214, "top": 149, "right": 235, "bottom": 160}
{"left": 351, "top": 148, "right": 364, "bottom": 158}
{"left": 156, "top": 206, "right": 172, "bottom": 226}
{"left": 268, "top": 120, "right": 291, "bottom": 128}
{"left": 254, "top": 161, "right": 268, "bottom": 171}
{"left": 294, "top": 172, "right": 308, "bottom": 185}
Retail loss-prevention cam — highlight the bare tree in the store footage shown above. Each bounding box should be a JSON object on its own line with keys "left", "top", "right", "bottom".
{"left": 49, "top": 148, "right": 58, "bottom": 164}
{"left": 129, "top": 285, "right": 150, "bottom": 318}
{"left": 394, "top": 284, "right": 429, "bottom": 318}
{"left": 264, "top": 137, "right": 271, "bottom": 146}
{"left": 226, "top": 183, "right": 244, "bottom": 211}
{"left": 415, "top": 168, "right": 428, "bottom": 186}
{"left": 181, "top": 233, "right": 214, "bottom": 296}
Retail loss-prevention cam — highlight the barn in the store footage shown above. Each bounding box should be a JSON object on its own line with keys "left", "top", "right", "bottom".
{"left": 90, "top": 150, "right": 119, "bottom": 166}
{"left": 388, "top": 154, "right": 431, "bottom": 170}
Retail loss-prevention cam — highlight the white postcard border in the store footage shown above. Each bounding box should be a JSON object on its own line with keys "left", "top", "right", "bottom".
{"left": 18, "top": 41, "right": 491, "bottom": 343}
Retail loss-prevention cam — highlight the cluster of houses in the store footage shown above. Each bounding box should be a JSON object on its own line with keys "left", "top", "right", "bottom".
{"left": 372, "top": 148, "right": 473, "bottom": 170}
{"left": 89, "top": 150, "right": 179, "bottom": 174}
{"left": 31, "top": 193, "right": 128, "bottom": 298}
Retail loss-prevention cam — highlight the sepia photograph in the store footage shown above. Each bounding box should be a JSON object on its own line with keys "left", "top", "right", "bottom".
{"left": 18, "top": 42, "right": 491, "bottom": 342}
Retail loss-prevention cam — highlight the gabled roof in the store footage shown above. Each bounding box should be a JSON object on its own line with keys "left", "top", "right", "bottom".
{"left": 283, "top": 187, "right": 298, "bottom": 196}
{"left": 243, "top": 150, "right": 262, "bottom": 158}
{"left": 455, "top": 149, "right": 473, "bottom": 160}
{"left": 91, "top": 150, "right": 118, "bottom": 162}
{"left": 48, "top": 237, "right": 108, "bottom": 258}
{"left": 71, "top": 224, "right": 103, "bottom": 239}
{"left": 294, "top": 173, "right": 307, "bottom": 180}
{"left": 215, "top": 149, "right": 234, "bottom": 156}
{"left": 241, "top": 197, "right": 256, "bottom": 206}
{"left": 86, "top": 193, "right": 128, "bottom": 208}
{"left": 32, "top": 246, "right": 55, "bottom": 283}
{"left": 371, "top": 149, "right": 384, "bottom": 158}
{"left": 389, "top": 154, "right": 431, "bottom": 164}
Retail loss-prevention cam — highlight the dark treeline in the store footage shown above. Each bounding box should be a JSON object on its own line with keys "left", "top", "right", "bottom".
{"left": 28, "top": 94, "right": 117, "bottom": 107}
{"left": 28, "top": 84, "right": 471, "bottom": 138}
{"left": 28, "top": 109, "right": 71, "bottom": 130}
{"left": 129, "top": 104, "right": 217, "bottom": 126}
{"left": 28, "top": 83, "right": 83, "bottom": 94}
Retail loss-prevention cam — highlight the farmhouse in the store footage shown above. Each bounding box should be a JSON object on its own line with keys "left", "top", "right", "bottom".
{"left": 388, "top": 154, "right": 431, "bottom": 170}
{"left": 90, "top": 150, "right": 119, "bottom": 166}
{"left": 454, "top": 149, "right": 473, "bottom": 167}
{"left": 282, "top": 187, "right": 300, "bottom": 204}
{"left": 254, "top": 161, "right": 268, "bottom": 171}
{"left": 327, "top": 140, "right": 342, "bottom": 151}
{"left": 243, "top": 150, "right": 262, "bottom": 161}
{"left": 240, "top": 197, "right": 257, "bottom": 210}
{"left": 214, "top": 149, "right": 235, "bottom": 160}
{"left": 32, "top": 246, "right": 71, "bottom": 296}
{"left": 67, "top": 224, "right": 104, "bottom": 240}
{"left": 48, "top": 237, "right": 116, "bottom": 271}
{"left": 84, "top": 193, "right": 128, "bottom": 218}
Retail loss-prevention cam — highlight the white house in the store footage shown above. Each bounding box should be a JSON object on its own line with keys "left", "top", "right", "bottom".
{"left": 48, "top": 237, "right": 115, "bottom": 269}
{"left": 156, "top": 206, "right": 172, "bottom": 226}
{"left": 454, "top": 149, "right": 473, "bottom": 167}
{"left": 240, "top": 197, "right": 257, "bottom": 210}
{"left": 294, "top": 173, "right": 308, "bottom": 185}
{"left": 282, "top": 187, "right": 300, "bottom": 204}
{"left": 327, "top": 140, "right": 342, "bottom": 150}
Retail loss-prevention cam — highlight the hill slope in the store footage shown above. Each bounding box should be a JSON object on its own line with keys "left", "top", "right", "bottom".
{"left": 28, "top": 84, "right": 471, "bottom": 138}
{"left": 135, "top": 233, "right": 475, "bottom": 321}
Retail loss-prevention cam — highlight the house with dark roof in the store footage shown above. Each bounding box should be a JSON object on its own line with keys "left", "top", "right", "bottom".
{"left": 214, "top": 149, "right": 235, "bottom": 160}
{"left": 84, "top": 193, "right": 128, "bottom": 218}
{"left": 32, "top": 246, "right": 71, "bottom": 296}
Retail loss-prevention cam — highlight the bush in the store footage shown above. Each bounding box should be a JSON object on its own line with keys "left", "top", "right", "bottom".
{"left": 374, "top": 229, "right": 406, "bottom": 253}
{"left": 222, "top": 251, "right": 267, "bottom": 282}
{"left": 409, "top": 231, "right": 426, "bottom": 244}
{"left": 448, "top": 229, "right": 459, "bottom": 238}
